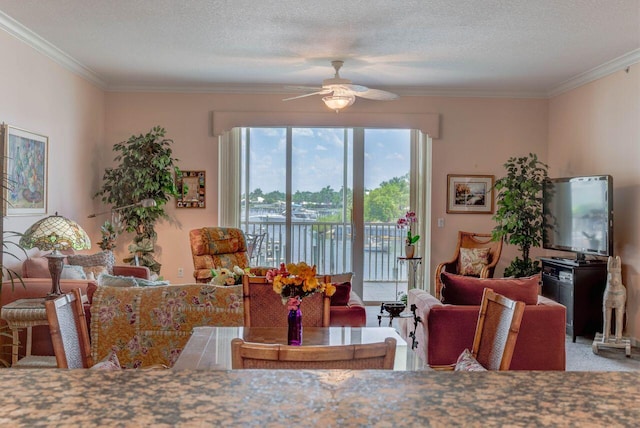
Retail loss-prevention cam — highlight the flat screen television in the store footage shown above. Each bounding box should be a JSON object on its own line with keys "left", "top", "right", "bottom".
{"left": 542, "top": 175, "right": 613, "bottom": 261}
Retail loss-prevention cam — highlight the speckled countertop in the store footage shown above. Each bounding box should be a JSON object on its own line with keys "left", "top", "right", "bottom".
{"left": 0, "top": 369, "right": 638, "bottom": 427}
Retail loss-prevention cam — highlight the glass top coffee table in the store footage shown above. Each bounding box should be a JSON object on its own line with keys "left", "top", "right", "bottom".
{"left": 172, "top": 326, "right": 424, "bottom": 371}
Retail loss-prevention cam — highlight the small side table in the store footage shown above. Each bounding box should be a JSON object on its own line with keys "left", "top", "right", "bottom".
{"left": 1, "top": 298, "right": 57, "bottom": 368}
{"left": 397, "top": 257, "right": 422, "bottom": 290}
{"left": 377, "top": 303, "right": 414, "bottom": 327}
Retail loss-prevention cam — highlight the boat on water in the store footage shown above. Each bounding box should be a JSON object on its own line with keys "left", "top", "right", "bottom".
{"left": 250, "top": 208, "right": 319, "bottom": 223}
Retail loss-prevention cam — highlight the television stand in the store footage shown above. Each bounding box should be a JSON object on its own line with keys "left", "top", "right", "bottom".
{"left": 540, "top": 257, "right": 607, "bottom": 342}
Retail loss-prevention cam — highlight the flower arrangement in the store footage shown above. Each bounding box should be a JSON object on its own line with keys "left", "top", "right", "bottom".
{"left": 266, "top": 262, "right": 336, "bottom": 309}
{"left": 210, "top": 266, "right": 251, "bottom": 286}
{"left": 397, "top": 211, "right": 420, "bottom": 245}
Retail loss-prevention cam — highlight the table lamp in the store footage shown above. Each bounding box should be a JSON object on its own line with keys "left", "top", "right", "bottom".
{"left": 19, "top": 213, "right": 91, "bottom": 298}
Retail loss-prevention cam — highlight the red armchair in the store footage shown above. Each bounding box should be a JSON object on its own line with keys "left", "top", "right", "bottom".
{"left": 401, "top": 274, "right": 566, "bottom": 370}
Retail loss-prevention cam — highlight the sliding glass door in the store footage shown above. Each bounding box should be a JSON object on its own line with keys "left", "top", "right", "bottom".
{"left": 240, "top": 127, "right": 413, "bottom": 302}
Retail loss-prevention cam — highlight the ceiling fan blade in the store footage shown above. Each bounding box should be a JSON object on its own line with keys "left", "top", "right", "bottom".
{"left": 283, "top": 90, "right": 330, "bottom": 101}
{"left": 284, "top": 85, "right": 325, "bottom": 92}
{"left": 342, "top": 84, "right": 369, "bottom": 93}
{"left": 355, "top": 88, "right": 399, "bottom": 101}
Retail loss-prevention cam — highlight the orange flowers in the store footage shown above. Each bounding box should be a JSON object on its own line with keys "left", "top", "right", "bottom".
{"left": 266, "top": 262, "right": 336, "bottom": 305}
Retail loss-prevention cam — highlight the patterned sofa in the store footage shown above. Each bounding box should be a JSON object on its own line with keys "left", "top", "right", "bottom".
{"left": 89, "top": 283, "right": 243, "bottom": 368}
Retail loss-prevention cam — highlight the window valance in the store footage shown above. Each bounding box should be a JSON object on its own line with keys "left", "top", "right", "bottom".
{"left": 211, "top": 111, "right": 440, "bottom": 139}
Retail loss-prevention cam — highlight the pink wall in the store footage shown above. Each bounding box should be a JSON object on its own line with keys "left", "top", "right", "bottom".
{"left": 103, "top": 92, "right": 548, "bottom": 288}
{"left": 548, "top": 66, "right": 640, "bottom": 340}
{"left": 6, "top": 25, "right": 637, "bottom": 342}
{"left": 0, "top": 30, "right": 104, "bottom": 270}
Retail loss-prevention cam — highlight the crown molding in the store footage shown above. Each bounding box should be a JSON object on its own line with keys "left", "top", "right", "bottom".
{"left": 107, "top": 82, "right": 548, "bottom": 99}
{"left": 547, "top": 49, "right": 640, "bottom": 98}
{"left": 0, "top": 11, "right": 107, "bottom": 89}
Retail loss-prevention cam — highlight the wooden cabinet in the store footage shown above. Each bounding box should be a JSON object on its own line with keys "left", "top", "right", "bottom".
{"left": 540, "top": 258, "right": 607, "bottom": 342}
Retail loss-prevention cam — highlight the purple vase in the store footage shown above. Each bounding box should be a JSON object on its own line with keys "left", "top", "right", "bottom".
{"left": 287, "top": 307, "right": 302, "bottom": 346}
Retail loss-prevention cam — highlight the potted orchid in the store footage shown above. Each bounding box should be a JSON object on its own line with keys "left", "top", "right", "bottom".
{"left": 397, "top": 211, "right": 420, "bottom": 258}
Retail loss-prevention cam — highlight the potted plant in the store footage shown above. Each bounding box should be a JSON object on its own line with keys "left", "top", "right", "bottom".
{"left": 492, "top": 153, "right": 549, "bottom": 277}
{"left": 94, "top": 126, "right": 180, "bottom": 275}
{"left": 397, "top": 211, "right": 420, "bottom": 258}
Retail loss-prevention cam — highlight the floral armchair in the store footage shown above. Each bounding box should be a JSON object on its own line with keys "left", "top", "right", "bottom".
{"left": 189, "top": 227, "right": 271, "bottom": 283}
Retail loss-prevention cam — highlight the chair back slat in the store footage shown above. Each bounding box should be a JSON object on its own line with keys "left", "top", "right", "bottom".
{"left": 472, "top": 288, "right": 525, "bottom": 370}
{"left": 231, "top": 337, "right": 396, "bottom": 369}
{"left": 45, "top": 289, "right": 93, "bottom": 369}
{"left": 242, "top": 276, "right": 330, "bottom": 327}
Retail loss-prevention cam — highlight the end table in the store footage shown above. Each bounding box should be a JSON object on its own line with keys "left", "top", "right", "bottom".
{"left": 1, "top": 298, "right": 57, "bottom": 368}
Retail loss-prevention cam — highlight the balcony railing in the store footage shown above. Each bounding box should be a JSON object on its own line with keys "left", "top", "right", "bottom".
{"left": 242, "top": 221, "right": 411, "bottom": 302}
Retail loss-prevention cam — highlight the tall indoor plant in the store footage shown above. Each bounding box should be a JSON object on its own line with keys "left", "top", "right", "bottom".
{"left": 94, "top": 126, "right": 180, "bottom": 274}
{"left": 492, "top": 153, "right": 549, "bottom": 277}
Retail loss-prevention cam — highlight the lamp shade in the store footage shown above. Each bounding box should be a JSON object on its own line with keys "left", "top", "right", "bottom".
{"left": 322, "top": 95, "right": 355, "bottom": 113}
{"left": 20, "top": 213, "right": 91, "bottom": 251}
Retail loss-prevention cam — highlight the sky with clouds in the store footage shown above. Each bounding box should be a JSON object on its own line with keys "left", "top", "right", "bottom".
{"left": 244, "top": 128, "right": 411, "bottom": 194}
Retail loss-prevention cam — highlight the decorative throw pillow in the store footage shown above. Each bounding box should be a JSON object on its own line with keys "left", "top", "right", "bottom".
{"left": 458, "top": 248, "right": 491, "bottom": 276}
{"left": 133, "top": 277, "right": 171, "bottom": 287}
{"left": 330, "top": 282, "right": 352, "bottom": 306}
{"left": 67, "top": 251, "right": 115, "bottom": 275}
{"left": 440, "top": 271, "right": 540, "bottom": 305}
{"left": 454, "top": 349, "right": 487, "bottom": 371}
{"left": 97, "top": 273, "right": 138, "bottom": 288}
{"left": 82, "top": 265, "right": 109, "bottom": 279}
{"left": 91, "top": 350, "right": 122, "bottom": 370}
{"left": 61, "top": 264, "right": 87, "bottom": 280}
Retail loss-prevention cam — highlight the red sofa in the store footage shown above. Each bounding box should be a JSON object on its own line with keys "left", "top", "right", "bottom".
{"left": 401, "top": 275, "right": 566, "bottom": 370}
{"left": 329, "top": 290, "right": 366, "bottom": 327}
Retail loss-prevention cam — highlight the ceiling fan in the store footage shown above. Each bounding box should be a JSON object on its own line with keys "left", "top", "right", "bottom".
{"left": 283, "top": 60, "right": 399, "bottom": 113}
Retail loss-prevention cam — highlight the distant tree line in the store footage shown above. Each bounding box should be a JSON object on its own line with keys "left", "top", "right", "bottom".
{"left": 245, "top": 173, "right": 410, "bottom": 223}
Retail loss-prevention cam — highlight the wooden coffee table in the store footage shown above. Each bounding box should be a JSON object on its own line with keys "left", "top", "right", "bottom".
{"left": 173, "top": 326, "right": 422, "bottom": 371}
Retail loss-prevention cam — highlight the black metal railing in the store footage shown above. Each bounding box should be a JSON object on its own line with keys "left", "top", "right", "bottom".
{"left": 242, "top": 221, "right": 409, "bottom": 301}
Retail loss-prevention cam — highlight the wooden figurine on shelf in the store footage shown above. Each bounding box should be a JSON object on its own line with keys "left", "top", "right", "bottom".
{"left": 602, "top": 255, "right": 626, "bottom": 342}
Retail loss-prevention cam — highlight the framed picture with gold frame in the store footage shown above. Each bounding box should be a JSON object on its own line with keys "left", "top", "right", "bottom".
{"left": 176, "top": 170, "right": 205, "bottom": 208}
{"left": 2, "top": 124, "right": 48, "bottom": 216}
{"left": 446, "top": 174, "right": 494, "bottom": 214}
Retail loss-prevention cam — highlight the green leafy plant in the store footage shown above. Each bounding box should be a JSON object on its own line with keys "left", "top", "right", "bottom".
{"left": 1, "top": 231, "right": 26, "bottom": 290}
{"left": 94, "top": 126, "right": 180, "bottom": 274}
{"left": 1, "top": 144, "right": 26, "bottom": 292}
{"left": 98, "top": 221, "right": 118, "bottom": 251}
{"left": 492, "top": 153, "right": 549, "bottom": 277}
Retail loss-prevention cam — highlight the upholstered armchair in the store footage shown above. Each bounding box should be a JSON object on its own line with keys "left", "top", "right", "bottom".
{"left": 434, "top": 231, "right": 503, "bottom": 299}
{"left": 189, "top": 227, "right": 271, "bottom": 283}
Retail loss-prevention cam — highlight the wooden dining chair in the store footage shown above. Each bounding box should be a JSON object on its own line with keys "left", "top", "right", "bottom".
{"left": 231, "top": 337, "right": 396, "bottom": 369}
{"left": 45, "top": 288, "right": 93, "bottom": 369}
{"left": 242, "top": 275, "right": 330, "bottom": 327}
{"left": 466, "top": 288, "right": 525, "bottom": 371}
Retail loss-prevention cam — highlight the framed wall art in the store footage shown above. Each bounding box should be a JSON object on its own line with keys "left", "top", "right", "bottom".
{"left": 176, "top": 170, "right": 205, "bottom": 208}
{"left": 2, "top": 124, "right": 48, "bottom": 216}
{"left": 446, "top": 174, "right": 494, "bottom": 214}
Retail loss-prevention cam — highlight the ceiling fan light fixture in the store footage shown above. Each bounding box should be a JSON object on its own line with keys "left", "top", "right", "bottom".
{"left": 322, "top": 95, "right": 355, "bottom": 113}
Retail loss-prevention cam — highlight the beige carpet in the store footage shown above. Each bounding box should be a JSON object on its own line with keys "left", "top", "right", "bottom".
{"left": 364, "top": 305, "right": 639, "bottom": 371}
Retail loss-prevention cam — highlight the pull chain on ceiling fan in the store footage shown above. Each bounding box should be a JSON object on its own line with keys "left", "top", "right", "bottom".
{"left": 283, "top": 60, "right": 399, "bottom": 113}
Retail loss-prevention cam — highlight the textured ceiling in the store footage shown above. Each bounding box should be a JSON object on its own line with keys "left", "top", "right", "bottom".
{"left": 0, "top": 0, "right": 639, "bottom": 96}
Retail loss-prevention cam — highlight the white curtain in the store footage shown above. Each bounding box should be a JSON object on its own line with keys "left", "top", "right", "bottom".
{"left": 411, "top": 130, "right": 432, "bottom": 291}
{"left": 217, "top": 128, "right": 241, "bottom": 227}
